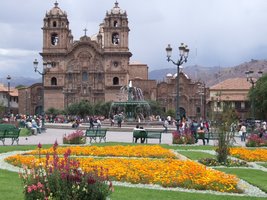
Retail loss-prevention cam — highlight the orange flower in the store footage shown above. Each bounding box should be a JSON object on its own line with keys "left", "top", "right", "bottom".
{"left": 5, "top": 145, "right": 240, "bottom": 193}
{"left": 230, "top": 148, "right": 267, "bottom": 162}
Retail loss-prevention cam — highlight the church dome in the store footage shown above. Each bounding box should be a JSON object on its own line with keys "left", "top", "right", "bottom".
{"left": 108, "top": 1, "right": 126, "bottom": 15}
{"left": 166, "top": 73, "right": 173, "bottom": 77}
{"left": 47, "top": 2, "right": 66, "bottom": 16}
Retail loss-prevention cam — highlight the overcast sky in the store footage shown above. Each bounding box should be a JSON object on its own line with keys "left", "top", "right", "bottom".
{"left": 1, "top": 0, "right": 267, "bottom": 80}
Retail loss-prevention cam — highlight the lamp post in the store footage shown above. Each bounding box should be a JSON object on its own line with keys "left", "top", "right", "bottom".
{"left": 245, "top": 70, "right": 263, "bottom": 120}
{"left": 6, "top": 75, "right": 11, "bottom": 120}
{"left": 197, "top": 82, "right": 206, "bottom": 120}
{"left": 166, "top": 43, "right": 189, "bottom": 131}
{"left": 33, "top": 59, "right": 51, "bottom": 128}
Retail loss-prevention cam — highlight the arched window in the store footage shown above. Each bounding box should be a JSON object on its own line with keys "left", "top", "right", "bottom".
{"left": 196, "top": 107, "right": 201, "bottom": 114}
{"left": 113, "top": 77, "right": 119, "bottom": 85}
{"left": 67, "top": 73, "right": 72, "bottom": 80}
{"left": 51, "top": 33, "right": 59, "bottom": 46}
{"left": 83, "top": 87, "right": 87, "bottom": 94}
{"left": 82, "top": 72, "right": 88, "bottom": 81}
{"left": 112, "top": 33, "right": 119, "bottom": 45}
{"left": 97, "top": 72, "right": 103, "bottom": 81}
{"left": 53, "top": 21, "right": 57, "bottom": 27}
{"left": 114, "top": 20, "right": 118, "bottom": 27}
{"left": 51, "top": 77, "right": 57, "bottom": 86}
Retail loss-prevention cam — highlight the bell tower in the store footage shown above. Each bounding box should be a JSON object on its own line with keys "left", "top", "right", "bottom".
{"left": 101, "top": 2, "right": 132, "bottom": 101}
{"left": 102, "top": 1, "right": 130, "bottom": 52}
{"left": 42, "top": 1, "right": 72, "bottom": 54}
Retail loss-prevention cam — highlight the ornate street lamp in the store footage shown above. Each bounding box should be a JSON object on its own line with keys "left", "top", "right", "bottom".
{"left": 6, "top": 75, "right": 11, "bottom": 119}
{"left": 33, "top": 59, "right": 51, "bottom": 129}
{"left": 166, "top": 43, "right": 189, "bottom": 130}
{"left": 197, "top": 82, "right": 206, "bottom": 120}
{"left": 245, "top": 70, "right": 263, "bottom": 121}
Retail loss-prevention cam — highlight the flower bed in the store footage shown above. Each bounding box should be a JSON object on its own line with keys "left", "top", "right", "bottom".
{"left": 63, "top": 130, "right": 86, "bottom": 144}
{"left": 246, "top": 134, "right": 267, "bottom": 147}
{"left": 230, "top": 148, "right": 267, "bottom": 162}
{"left": 5, "top": 145, "right": 241, "bottom": 193}
{"left": 25, "top": 145, "right": 176, "bottom": 159}
{"left": 172, "top": 129, "right": 195, "bottom": 144}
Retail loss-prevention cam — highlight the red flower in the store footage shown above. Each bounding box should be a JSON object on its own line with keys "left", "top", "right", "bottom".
{"left": 37, "top": 143, "right": 42, "bottom": 149}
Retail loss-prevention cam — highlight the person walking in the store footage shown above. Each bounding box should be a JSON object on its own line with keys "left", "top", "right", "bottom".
{"left": 89, "top": 117, "right": 94, "bottom": 129}
{"left": 190, "top": 120, "right": 199, "bottom": 143}
{"left": 197, "top": 126, "right": 206, "bottom": 145}
{"left": 240, "top": 123, "right": 247, "bottom": 142}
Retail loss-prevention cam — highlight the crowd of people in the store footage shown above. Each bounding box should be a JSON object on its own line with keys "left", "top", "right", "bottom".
{"left": 162, "top": 116, "right": 267, "bottom": 144}
{"left": 2, "top": 113, "right": 266, "bottom": 144}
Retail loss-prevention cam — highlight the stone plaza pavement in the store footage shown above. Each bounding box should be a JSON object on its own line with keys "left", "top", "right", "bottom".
{"left": 2, "top": 125, "right": 246, "bottom": 146}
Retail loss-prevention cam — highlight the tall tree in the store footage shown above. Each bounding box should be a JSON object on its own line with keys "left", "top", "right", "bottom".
{"left": 248, "top": 74, "right": 267, "bottom": 120}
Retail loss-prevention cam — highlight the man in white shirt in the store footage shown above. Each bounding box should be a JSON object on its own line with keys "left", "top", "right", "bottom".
{"left": 240, "top": 124, "right": 247, "bottom": 142}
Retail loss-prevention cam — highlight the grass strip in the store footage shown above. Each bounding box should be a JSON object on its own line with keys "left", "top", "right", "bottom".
{"left": 217, "top": 168, "right": 267, "bottom": 193}
{"left": 111, "top": 185, "right": 266, "bottom": 200}
{"left": 0, "top": 169, "right": 24, "bottom": 200}
{"left": 176, "top": 150, "right": 215, "bottom": 160}
{"left": 161, "top": 144, "right": 215, "bottom": 151}
{"left": 0, "top": 144, "right": 51, "bottom": 154}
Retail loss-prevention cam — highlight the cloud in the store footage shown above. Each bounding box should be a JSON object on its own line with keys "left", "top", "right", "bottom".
{"left": 0, "top": 0, "right": 267, "bottom": 78}
{"left": 0, "top": 48, "right": 36, "bottom": 57}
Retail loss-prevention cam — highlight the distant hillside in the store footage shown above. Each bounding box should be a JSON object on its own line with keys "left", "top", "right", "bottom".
{"left": 149, "top": 59, "right": 267, "bottom": 87}
{"left": 1, "top": 59, "right": 266, "bottom": 88}
{"left": 0, "top": 76, "right": 40, "bottom": 87}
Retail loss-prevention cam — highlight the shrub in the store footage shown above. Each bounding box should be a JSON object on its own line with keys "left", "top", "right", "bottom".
{"left": 19, "top": 142, "right": 113, "bottom": 200}
{"left": 172, "top": 129, "right": 195, "bottom": 144}
{"left": 63, "top": 129, "right": 86, "bottom": 144}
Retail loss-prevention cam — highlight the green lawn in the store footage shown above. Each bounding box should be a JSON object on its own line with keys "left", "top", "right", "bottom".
{"left": 0, "top": 144, "right": 266, "bottom": 200}
{"left": 162, "top": 144, "right": 215, "bottom": 151}
{"left": 0, "top": 169, "right": 24, "bottom": 200}
{"left": 110, "top": 186, "right": 266, "bottom": 200}
{"left": 177, "top": 150, "right": 216, "bottom": 160}
{"left": 217, "top": 168, "right": 267, "bottom": 193}
{"left": 0, "top": 144, "right": 51, "bottom": 154}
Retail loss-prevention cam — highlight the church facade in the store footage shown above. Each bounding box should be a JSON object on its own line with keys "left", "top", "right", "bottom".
{"left": 40, "top": 2, "right": 154, "bottom": 111}
{"left": 18, "top": 2, "right": 207, "bottom": 121}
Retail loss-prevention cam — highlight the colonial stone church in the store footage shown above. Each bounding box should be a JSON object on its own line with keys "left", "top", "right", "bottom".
{"left": 18, "top": 1, "right": 207, "bottom": 120}
{"left": 40, "top": 1, "right": 154, "bottom": 111}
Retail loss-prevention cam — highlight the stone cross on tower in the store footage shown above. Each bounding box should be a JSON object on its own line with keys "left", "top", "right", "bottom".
{"left": 83, "top": 28, "right": 87, "bottom": 36}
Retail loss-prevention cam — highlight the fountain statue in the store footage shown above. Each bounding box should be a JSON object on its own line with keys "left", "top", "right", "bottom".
{"left": 109, "top": 81, "right": 151, "bottom": 122}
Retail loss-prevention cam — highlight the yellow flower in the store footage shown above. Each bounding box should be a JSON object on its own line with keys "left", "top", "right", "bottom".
{"left": 5, "top": 145, "right": 240, "bottom": 193}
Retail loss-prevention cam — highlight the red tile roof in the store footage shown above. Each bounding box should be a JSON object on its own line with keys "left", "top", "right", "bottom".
{"left": 0, "top": 84, "right": 18, "bottom": 96}
{"left": 210, "top": 78, "right": 251, "bottom": 90}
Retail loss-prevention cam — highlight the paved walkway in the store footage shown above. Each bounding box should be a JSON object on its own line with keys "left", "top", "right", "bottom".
{"left": 2, "top": 127, "right": 246, "bottom": 146}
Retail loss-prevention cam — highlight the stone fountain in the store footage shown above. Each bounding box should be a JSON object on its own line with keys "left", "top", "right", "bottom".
{"left": 110, "top": 81, "right": 151, "bottom": 122}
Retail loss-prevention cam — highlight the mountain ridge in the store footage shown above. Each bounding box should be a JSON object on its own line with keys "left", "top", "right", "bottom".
{"left": 149, "top": 59, "right": 267, "bottom": 86}
{"left": 1, "top": 59, "right": 266, "bottom": 88}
